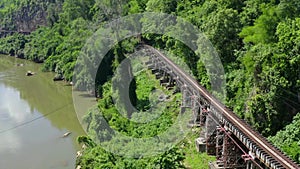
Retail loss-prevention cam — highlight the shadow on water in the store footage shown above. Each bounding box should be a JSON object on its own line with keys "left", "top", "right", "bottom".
{"left": 78, "top": 93, "right": 95, "bottom": 98}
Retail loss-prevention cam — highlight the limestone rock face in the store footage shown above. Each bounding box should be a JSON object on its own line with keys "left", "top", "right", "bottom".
{"left": 0, "top": 1, "right": 63, "bottom": 33}
{"left": 14, "top": 5, "right": 48, "bottom": 32}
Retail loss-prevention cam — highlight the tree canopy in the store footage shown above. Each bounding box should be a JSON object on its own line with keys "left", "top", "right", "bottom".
{"left": 1, "top": 0, "right": 300, "bottom": 167}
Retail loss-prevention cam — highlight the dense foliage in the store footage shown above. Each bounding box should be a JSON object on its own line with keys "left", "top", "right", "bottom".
{"left": 1, "top": 0, "right": 300, "bottom": 166}
{"left": 76, "top": 67, "right": 187, "bottom": 168}
{"left": 269, "top": 113, "right": 300, "bottom": 163}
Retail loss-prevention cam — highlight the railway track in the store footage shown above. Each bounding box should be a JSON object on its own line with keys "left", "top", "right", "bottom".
{"left": 143, "top": 44, "right": 300, "bottom": 169}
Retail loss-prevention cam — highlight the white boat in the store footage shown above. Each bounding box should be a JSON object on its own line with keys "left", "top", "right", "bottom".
{"left": 62, "top": 132, "right": 71, "bottom": 137}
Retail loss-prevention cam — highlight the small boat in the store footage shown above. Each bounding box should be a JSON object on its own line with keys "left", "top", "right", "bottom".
{"left": 26, "top": 71, "right": 34, "bottom": 76}
{"left": 62, "top": 132, "right": 71, "bottom": 138}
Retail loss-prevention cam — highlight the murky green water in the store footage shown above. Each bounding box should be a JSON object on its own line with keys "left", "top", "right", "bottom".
{"left": 0, "top": 55, "right": 87, "bottom": 169}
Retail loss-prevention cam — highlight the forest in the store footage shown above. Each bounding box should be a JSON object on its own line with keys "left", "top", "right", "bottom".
{"left": 0, "top": 0, "right": 300, "bottom": 168}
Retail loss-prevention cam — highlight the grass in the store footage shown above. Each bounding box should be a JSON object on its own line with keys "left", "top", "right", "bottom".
{"left": 131, "top": 57, "right": 216, "bottom": 168}
{"left": 181, "top": 128, "right": 216, "bottom": 169}
{"left": 135, "top": 69, "right": 159, "bottom": 110}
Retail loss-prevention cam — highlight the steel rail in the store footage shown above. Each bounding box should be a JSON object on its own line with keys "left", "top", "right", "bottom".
{"left": 144, "top": 44, "right": 299, "bottom": 169}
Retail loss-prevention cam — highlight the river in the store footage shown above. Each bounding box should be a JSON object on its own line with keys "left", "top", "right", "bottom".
{"left": 0, "top": 55, "right": 90, "bottom": 169}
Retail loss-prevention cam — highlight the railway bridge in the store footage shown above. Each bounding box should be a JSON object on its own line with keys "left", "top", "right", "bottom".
{"left": 143, "top": 44, "right": 300, "bottom": 169}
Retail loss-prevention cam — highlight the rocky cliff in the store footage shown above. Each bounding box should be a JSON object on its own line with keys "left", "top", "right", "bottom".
{"left": 0, "top": 0, "right": 62, "bottom": 32}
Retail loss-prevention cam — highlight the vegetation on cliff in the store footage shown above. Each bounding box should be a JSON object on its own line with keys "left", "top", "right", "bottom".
{"left": 0, "top": 0, "right": 300, "bottom": 166}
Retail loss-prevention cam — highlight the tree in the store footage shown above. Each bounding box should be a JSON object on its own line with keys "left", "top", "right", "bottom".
{"left": 201, "top": 8, "right": 242, "bottom": 64}
{"left": 146, "top": 0, "right": 178, "bottom": 13}
{"left": 239, "top": 4, "right": 280, "bottom": 44}
{"left": 269, "top": 113, "right": 300, "bottom": 163}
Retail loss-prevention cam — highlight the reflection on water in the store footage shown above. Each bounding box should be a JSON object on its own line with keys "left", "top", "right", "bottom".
{"left": 0, "top": 55, "right": 86, "bottom": 169}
